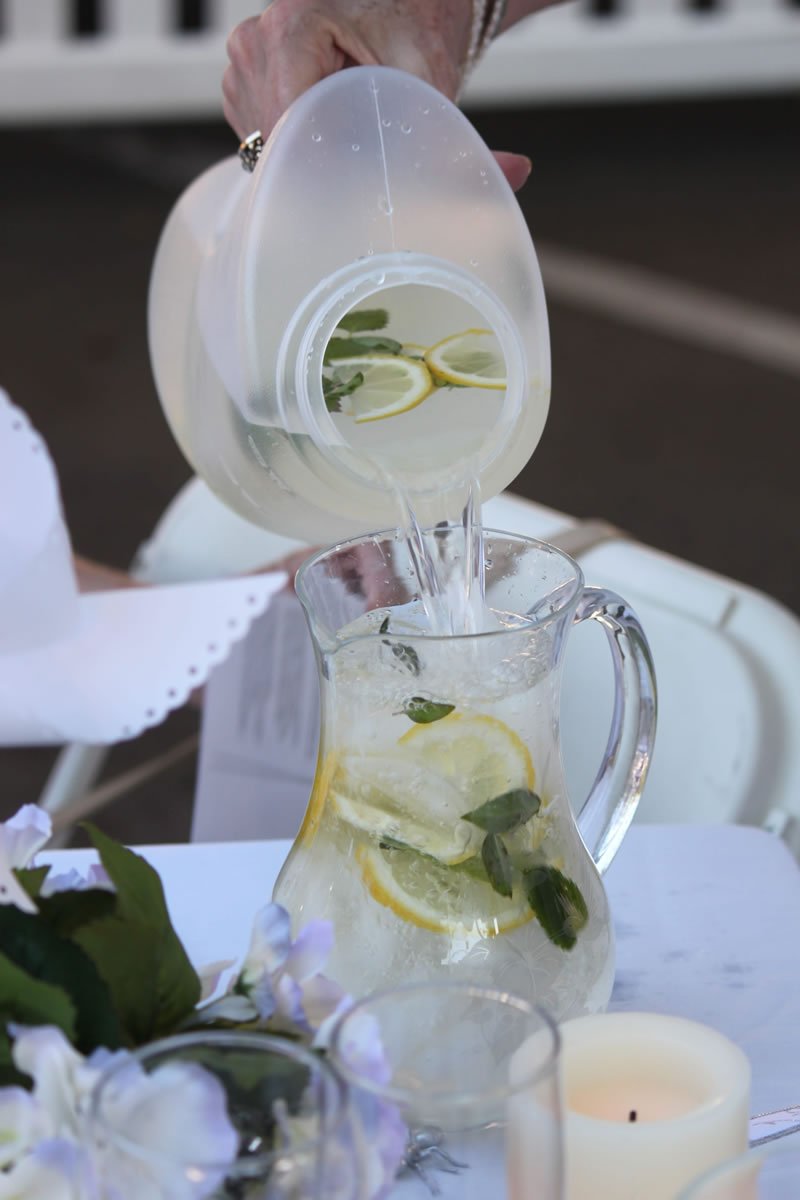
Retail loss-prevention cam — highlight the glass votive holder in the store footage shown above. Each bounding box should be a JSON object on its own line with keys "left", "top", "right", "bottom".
{"left": 328, "top": 980, "right": 563, "bottom": 1199}
{"left": 677, "top": 1142, "right": 800, "bottom": 1199}
{"left": 88, "top": 1029, "right": 362, "bottom": 1199}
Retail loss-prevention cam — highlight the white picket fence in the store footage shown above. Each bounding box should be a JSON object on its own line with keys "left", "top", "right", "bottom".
{"left": 0, "top": 0, "right": 798, "bottom": 122}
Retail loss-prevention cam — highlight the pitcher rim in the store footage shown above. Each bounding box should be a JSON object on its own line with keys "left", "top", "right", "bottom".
{"left": 295, "top": 524, "right": 585, "bottom": 645}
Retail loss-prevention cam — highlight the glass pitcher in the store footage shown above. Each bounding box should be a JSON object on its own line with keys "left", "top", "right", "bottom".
{"left": 273, "top": 526, "right": 657, "bottom": 1022}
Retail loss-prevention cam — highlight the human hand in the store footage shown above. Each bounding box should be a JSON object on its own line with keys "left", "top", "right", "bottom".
{"left": 223, "top": 0, "right": 532, "bottom": 191}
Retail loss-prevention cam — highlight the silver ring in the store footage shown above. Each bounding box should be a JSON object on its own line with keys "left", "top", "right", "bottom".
{"left": 238, "top": 130, "right": 264, "bottom": 173}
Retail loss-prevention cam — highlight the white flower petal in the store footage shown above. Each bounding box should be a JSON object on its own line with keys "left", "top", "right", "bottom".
{"left": 239, "top": 903, "right": 291, "bottom": 987}
{"left": 0, "top": 1137, "right": 87, "bottom": 1200}
{"left": 1, "top": 805, "right": 52, "bottom": 869}
{"left": 0, "top": 1087, "right": 53, "bottom": 1168}
{"left": 192, "top": 993, "right": 257, "bottom": 1024}
{"left": 284, "top": 921, "right": 334, "bottom": 983}
{"left": 300, "top": 975, "right": 349, "bottom": 1037}
{"left": 0, "top": 856, "right": 38, "bottom": 913}
{"left": 196, "top": 960, "right": 236, "bottom": 1004}
{"left": 10, "top": 1025, "right": 85, "bottom": 1137}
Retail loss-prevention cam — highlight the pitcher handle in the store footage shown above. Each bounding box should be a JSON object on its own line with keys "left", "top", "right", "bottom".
{"left": 572, "top": 586, "right": 657, "bottom": 875}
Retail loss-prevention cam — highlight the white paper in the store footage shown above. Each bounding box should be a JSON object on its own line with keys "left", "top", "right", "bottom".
{"left": 0, "top": 388, "right": 287, "bottom": 745}
{"left": 192, "top": 588, "right": 320, "bottom": 842}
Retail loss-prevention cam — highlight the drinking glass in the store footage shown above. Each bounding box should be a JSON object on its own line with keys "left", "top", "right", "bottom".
{"left": 328, "top": 981, "right": 563, "bottom": 1198}
{"left": 88, "top": 1030, "right": 362, "bottom": 1199}
{"left": 677, "top": 1143, "right": 800, "bottom": 1199}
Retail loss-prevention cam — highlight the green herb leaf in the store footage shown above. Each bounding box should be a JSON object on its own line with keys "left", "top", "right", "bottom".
{"left": 379, "top": 835, "right": 412, "bottom": 852}
{"left": 0, "top": 948, "right": 77, "bottom": 1042}
{"left": 481, "top": 834, "right": 513, "bottom": 898}
{"left": 73, "top": 825, "right": 201, "bottom": 1046}
{"left": 336, "top": 308, "right": 389, "bottom": 334}
{"left": 0, "top": 905, "right": 121, "bottom": 1053}
{"left": 523, "top": 865, "right": 589, "bottom": 950}
{"left": 322, "top": 371, "right": 364, "bottom": 412}
{"left": 12, "top": 865, "right": 50, "bottom": 902}
{"left": 402, "top": 696, "right": 455, "bottom": 724}
{"left": 462, "top": 788, "right": 541, "bottom": 834}
{"left": 391, "top": 642, "right": 421, "bottom": 675}
{"left": 324, "top": 334, "right": 402, "bottom": 362}
{"left": 379, "top": 616, "right": 390, "bottom": 634}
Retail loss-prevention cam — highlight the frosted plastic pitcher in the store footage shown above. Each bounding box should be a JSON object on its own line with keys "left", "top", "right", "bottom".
{"left": 148, "top": 67, "right": 551, "bottom": 542}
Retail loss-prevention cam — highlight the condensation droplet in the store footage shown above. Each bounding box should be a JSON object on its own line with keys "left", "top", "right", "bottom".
{"left": 469, "top": 258, "right": 478, "bottom": 266}
{"left": 382, "top": 118, "right": 392, "bottom": 127}
{"left": 482, "top": 177, "right": 489, "bottom": 185}
{"left": 367, "top": 248, "right": 375, "bottom": 256}
{"left": 311, "top": 131, "right": 322, "bottom": 142}
{"left": 373, "top": 271, "right": 386, "bottom": 285}
{"left": 422, "top": 106, "right": 430, "bottom": 115}
{"left": 378, "top": 197, "right": 393, "bottom": 215}
{"left": 480, "top": 169, "right": 487, "bottom": 177}
{"left": 400, "top": 122, "right": 412, "bottom": 134}
{"left": 352, "top": 143, "right": 360, "bottom": 151}
{"left": 413, "top": 161, "right": 422, "bottom": 170}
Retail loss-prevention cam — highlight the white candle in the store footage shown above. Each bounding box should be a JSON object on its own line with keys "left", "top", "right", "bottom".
{"left": 559, "top": 1013, "right": 751, "bottom": 1200}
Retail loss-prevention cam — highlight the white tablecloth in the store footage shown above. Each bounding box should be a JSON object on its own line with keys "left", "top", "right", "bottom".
{"left": 42, "top": 824, "right": 800, "bottom": 1118}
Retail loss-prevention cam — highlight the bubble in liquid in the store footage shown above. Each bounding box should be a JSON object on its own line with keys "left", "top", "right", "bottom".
{"left": 311, "top": 132, "right": 322, "bottom": 142}
{"left": 352, "top": 143, "right": 360, "bottom": 151}
{"left": 400, "top": 122, "right": 412, "bottom": 134}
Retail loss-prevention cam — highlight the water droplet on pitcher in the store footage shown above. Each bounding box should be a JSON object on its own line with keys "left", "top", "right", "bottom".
{"left": 480, "top": 169, "right": 487, "bottom": 177}
{"left": 422, "top": 106, "right": 430, "bottom": 115}
{"left": 373, "top": 271, "right": 386, "bottom": 285}
{"left": 378, "top": 197, "right": 393, "bottom": 215}
{"left": 311, "top": 132, "right": 322, "bottom": 142}
{"left": 469, "top": 258, "right": 478, "bottom": 266}
{"left": 400, "top": 122, "right": 412, "bottom": 134}
{"left": 367, "top": 248, "right": 375, "bottom": 256}
{"left": 352, "top": 143, "right": 360, "bottom": 151}
{"left": 382, "top": 118, "right": 392, "bottom": 127}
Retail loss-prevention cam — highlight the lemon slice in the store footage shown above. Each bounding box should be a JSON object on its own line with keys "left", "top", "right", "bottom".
{"left": 329, "top": 755, "right": 482, "bottom": 865}
{"left": 400, "top": 711, "right": 544, "bottom": 863}
{"left": 295, "top": 750, "right": 336, "bottom": 847}
{"left": 358, "top": 842, "right": 533, "bottom": 937}
{"left": 424, "top": 329, "right": 506, "bottom": 389}
{"left": 331, "top": 354, "right": 433, "bottom": 422}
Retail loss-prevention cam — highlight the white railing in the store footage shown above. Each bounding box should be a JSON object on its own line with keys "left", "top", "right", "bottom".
{"left": 0, "top": 0, "right": 798, "bottom": 122}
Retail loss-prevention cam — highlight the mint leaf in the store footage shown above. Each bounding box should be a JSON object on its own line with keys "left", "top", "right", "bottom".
{"left": 325, "top": 335, "right": 403, "bottom": 362}
{"left": 74, "top": 825, "right": 200, "bottom": 1046}
{"left": 336, "top": 308, "right": 389, "bottom": 334}
{"left": 378, "top": 616, "right": 390, "bottom": 634}
{"left": 523, "top": 865, "right": 588, "bottom": 950}
{"left": 390, "top": 643, "right": 420, "bottom": 675}
{"left": 462, "top": 789, "right": 541, "bottom": 834}
{"left": 0, "top": 949, "right": 76, "bottom": 1042}
{"left": 402, "top": 697, "right": 454, "bottom": 724}
{"left": 322, "top": 371, "right": 363, "bottom": 412}
{"left": 482, "top": 834, "right": 513, "bottom": 898}
{"left": 0, "top": 905, "right": 120, "bottom": 1053}
{"left": 13, "top": 865, "right": 50, "bottom": 902}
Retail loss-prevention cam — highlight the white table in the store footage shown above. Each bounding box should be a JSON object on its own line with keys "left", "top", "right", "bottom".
{"left": 43, "top": 824, "right": 800, "bottom": 1119}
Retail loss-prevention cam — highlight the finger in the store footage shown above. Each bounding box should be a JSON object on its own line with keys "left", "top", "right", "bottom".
{"left": 492, "top": 151, "right": 532, "bottom": 192}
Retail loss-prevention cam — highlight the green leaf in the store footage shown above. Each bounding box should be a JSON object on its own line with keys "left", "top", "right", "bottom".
{"left": 13, "top": 865, "right": 50, "bottom": 902}
{"left": 0, "top": 949, "right": 76, "bottom": 1042}
{"left": 462, "top": 788, "right": 541, "bottom": 834}
{"left": 523, "top": 865, "right": 589, "bottom": 950}
{"left": 481, "top": 834, "right": 513, "bottom": 898}
{"left": 348, "top": 335, "right": 404, "bottom": 354}
{"left": 402, "top": 697, "right": 455, "bottom": 724}
{"left": 0, "top": 1028, "right": 29, "bottom": 1088}
{"left": 36, "top": 888, "right": 117, "bottom": 938}
{"left": 73, "top": 825, "right": 200, "bottom": 1046}
{"left": 335, "top": 308, "right": 389, "bottom": 334}
{"left": 0, "top": 906, "right": 120, "bottom": 1053}
{"left": 390, "top": 642, "right": 420, "bottom": 675}
{"left": 322, "top": 371, "right": 363, "bottom": 412}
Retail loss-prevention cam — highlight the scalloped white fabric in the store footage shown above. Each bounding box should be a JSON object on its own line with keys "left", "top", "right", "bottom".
{"left": 0, "top": 389, "right": 286, "bottom": 745}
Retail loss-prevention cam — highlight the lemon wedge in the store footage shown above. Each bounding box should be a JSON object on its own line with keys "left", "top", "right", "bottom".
{"left": 295, "top": 750, "right": 337, "bottom": 847}
{"left": 424, "top": 329, "right": 506, "bottom": 389}
{"left": 331, "top": 354, "right": 433, "bottom": 422}
{"left": 358, "top": 842, "right": 533, "bottom": 937}
{"left": 329, "top": 754, "right": 482, "bottom": 865}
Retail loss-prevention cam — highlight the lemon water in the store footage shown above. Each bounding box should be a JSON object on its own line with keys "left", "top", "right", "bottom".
{"left": 273, "top": 597, "right": 615, "bottom": 1021}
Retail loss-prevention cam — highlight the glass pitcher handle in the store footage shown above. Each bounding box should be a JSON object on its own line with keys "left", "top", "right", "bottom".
{"left": 572, "top": 586, "right": 657, "bottom": 875}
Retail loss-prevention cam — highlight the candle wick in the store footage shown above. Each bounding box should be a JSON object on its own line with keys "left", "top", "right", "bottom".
{"left": 629, "top": 1110, "right": 637, "bottom": 1123}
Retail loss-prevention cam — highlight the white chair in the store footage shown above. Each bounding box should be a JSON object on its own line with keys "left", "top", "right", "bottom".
{"left": 39, "top": 478, "right": 800, "bottom": 858}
